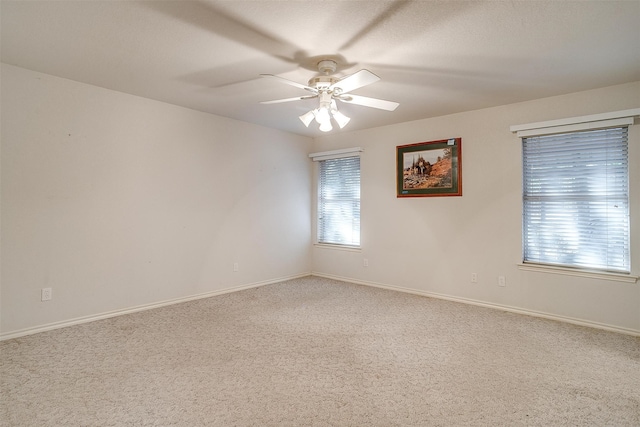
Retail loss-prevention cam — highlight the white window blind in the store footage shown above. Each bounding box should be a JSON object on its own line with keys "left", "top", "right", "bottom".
{"left": 317, "top": 156, "right": 360, "bottom": 246}
{"left": 522, "top": 126, "right": 630, "bottom": 273}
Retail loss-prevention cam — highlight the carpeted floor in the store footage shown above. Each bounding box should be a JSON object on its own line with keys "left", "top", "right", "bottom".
{"left": 1, "top": 276, "right": 639, "bottom": 426}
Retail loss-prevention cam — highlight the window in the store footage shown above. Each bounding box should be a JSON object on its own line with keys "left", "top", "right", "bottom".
{"left": 522, "top": 126, "right": 630, "bottom": 273}
{"left": 310, "top": 149, "right": 361, "bottom": 247}
{"left": 317, "top": 156, "right": 360, "bottom": 246}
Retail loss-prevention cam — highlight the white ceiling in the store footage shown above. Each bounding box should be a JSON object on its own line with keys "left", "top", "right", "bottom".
{"left": 2, "top": 0, "right": 639, "bottom": 137}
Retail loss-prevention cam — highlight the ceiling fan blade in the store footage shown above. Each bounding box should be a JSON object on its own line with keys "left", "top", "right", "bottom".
{"left": 338, "top": 94, "right": 399, "bottom": 111}
{"left": 260, "top": 74, "right": 317, "bottom": 93}
{"left": 330, "top": 69, "right": 380, "bottom": 94}
{"left": 260, "top": 95, "right": 317, "bottom": 104}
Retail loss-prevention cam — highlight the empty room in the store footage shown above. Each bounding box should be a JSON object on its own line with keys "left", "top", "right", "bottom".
{"left": 1, "top": 1, "right": 639, "bottom": 425}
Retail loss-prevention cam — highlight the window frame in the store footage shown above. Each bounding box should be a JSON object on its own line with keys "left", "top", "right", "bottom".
{"left": 511, "top": 109, "right": 639, "bottom": 282}
{"left": 309, "top": 148, "right": 363, "bottom": 249}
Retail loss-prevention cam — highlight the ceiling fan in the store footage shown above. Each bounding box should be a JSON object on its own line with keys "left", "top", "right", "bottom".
{"left": 260, "top": 59, "right": 399, "bottom": 132}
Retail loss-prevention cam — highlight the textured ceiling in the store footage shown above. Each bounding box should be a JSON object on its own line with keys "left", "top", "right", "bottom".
{"left": 2, "top": 0, "right": 639, "bottom": 137}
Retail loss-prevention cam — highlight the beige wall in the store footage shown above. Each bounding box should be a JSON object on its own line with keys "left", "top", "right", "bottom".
{"left": 312, "top": 82, "right": 640, "bottom": 333}
{"left": 1, "top": 64, "right": 313, "bottom": 335}
{"left": 2, "top": 62, "right": 638, "bottom": 338}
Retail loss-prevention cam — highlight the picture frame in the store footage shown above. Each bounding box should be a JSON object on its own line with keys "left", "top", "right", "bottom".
{"left": 396, "top": 138, "right": 462, "bottom": 197}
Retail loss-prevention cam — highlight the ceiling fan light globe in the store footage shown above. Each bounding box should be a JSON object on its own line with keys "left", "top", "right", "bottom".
{"left": 299, "top": 110, "right": 315, "bottom": 127}
{"left": 315, "top": 107, "right": 330, "bottom": 125}
{"left": 331, "top": 110, "right": 351, "bottom": 129}
{"left": 319, "top": 121, "right": 333, "bottom": 132}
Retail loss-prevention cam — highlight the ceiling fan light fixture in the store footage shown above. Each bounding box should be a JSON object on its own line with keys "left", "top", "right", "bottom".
{"left": 315, "top": 105, "right": 331, "bottom": 125}
{"left": 330, "top": 99, "right": 350, "bottom": 129}
{"left": 318, "top": 120, "right": 333, "bottom": 132}
{"left": 331, "top": 109, "right": 351, "bottom": 129}
{"left": 299, "top": 109, "right": 316, "bottom": 127}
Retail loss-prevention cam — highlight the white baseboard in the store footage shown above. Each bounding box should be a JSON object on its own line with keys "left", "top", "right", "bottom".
{"left": 5, "top": 272, "right": 637, "bottom": 340}
{"left": 312, "top": 272, "right": 640, "bottom": 337}
{"left": 0, "top": 272, "right": 311, "bottom": 341}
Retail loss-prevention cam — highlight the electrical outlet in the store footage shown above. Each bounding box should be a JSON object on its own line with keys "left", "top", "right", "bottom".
{"left": 41, "top": 288, "right": 52, "bottom": 301}
{"left": 233, "top": 262, "right": 239, "bottom": 272}
{"left": 498, "top": 276, "right": 506, "bottom": 287}
{"left": 363, "top": 258, "right": 369, "bottom": 267}
{"left": 471, "top": 273, "right": 478, "bottom": 283}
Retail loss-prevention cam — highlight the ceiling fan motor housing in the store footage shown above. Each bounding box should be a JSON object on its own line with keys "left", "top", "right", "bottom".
{"left": 317, "top": 59, "right": 337, "bottom": 75}
{"left": 311, "top": 60, "right": 340, "bottom": 92}
{"left": 308, "top": 75, "right": 338, "bottom": 91}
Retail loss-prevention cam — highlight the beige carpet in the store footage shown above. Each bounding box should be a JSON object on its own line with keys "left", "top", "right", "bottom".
{"left": 1, "top": 276, "right": 639, "bottom": 426}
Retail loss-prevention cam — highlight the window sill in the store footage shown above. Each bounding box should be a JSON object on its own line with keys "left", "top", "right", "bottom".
{"left": 517, "top": 263, "right": 638, "bottom": 283}
{"left": 314, "top": 243, "right": 361, "bottom": 252}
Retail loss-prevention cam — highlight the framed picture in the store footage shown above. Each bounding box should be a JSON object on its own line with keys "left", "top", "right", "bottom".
{"left": 397, "top": 138, "right": 462, "bottom": 197}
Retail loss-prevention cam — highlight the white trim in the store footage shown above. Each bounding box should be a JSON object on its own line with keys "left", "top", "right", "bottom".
{"left": 515, "top": 117, "right": 634, "bottom": 137}
{"left": 517, "top": 263, "right": 637, "bottom": 283}
{"left": 311, "top": 272, "right": 640, "bottom": 337}
{"left": 0, "top": 272, "right": 310, "bottom": 341}
{"left": 510, "top": 108, "right": 640, "bottom": 137}
{"left": 313, "top": 243, "right": 361, "bottom": 252}
{"left": 309, "top": 147, "right": 363, "bottom": 161}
